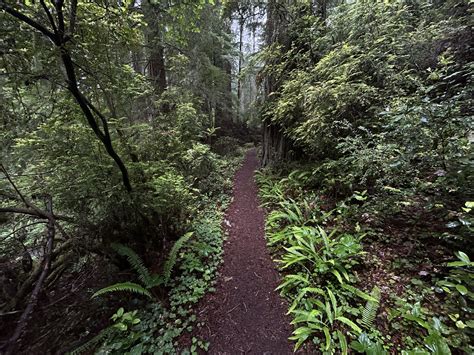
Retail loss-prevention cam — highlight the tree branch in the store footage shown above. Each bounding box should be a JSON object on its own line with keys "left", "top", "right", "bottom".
{"left": 54, "top": 0, "right": 65, "bottom": 36}
{"left": 0, "top": 164, "right": 74, "bottom": 223}
{"left": 0, "top": 207, "right": 74, "bottom": 222}
{"left": 4, "top": 197, "right": 55, "bottom": 355}
{"left": 1, "top": 0, "right": 133, "bottom": 192}
{"left": 39, "top": 0, "right": 58, "bottom": 36}
{"left": 0, "top": 1, "right": 57, "bottom": 43}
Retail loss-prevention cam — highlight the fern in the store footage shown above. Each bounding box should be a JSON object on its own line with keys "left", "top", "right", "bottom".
{"left": 360, "top": 286, "right": 381, "bottom": 329}
{"left": 110, "top": 243, "right": 153, "bottom": 286}
{"left": 91, "top": 282, "right": 152, "bottom": 299}
{"left": 163, "top": 231, "right": 193, "bottom": 283}
{"left": 93, "top": 232, "right": 193, "bottom": 299}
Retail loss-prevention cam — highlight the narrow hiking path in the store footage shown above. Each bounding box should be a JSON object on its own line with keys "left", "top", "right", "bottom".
{"left": 196, "top": 149, "right": 294, "bottom": 354}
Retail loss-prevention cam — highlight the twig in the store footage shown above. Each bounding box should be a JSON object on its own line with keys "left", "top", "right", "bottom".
{"left": 0, "top": 164, "right": 28, "bottom": 206}
{"left": 40, "top": 293, "right": 70, "bottom": 310}
{"left": 0, "top": 221, "right": 47, "bottom": 241}
{"left": 0, "top": 206, "right": 73, "bottom": 222}
{"left": 0, "top": 164, "right": 73, "bottom": 222}
{"left": 4, "top": 197, "right": 55, "bottom": 355}
{"left": 0, "top": 310, "right": 22, "bottom": 317}
{"left": 226, "top": 304, "right": 239, "bottom": 314}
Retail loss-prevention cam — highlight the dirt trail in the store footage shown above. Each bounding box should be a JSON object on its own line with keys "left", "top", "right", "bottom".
{"left": 196, "top": 149, "right": 294, "bottom": 354}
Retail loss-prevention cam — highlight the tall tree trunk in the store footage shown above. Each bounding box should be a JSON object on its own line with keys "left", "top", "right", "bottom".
{"left": 261, "top": 0, "right": 291, "bottom": 167}
{"left": 216, "top": 56, "right": 233, "bottom": 123}
{"left": 131, "top": 48, "right": 144, "bottom": 75}
{"left": 149, "top": 44, "right": 167, "bottom": 94}
{"left": 215, "top": 19, "right": 234, "bottom": 125}
{"left": 262, "top": 122, "right": 288, "bottom": 167}
{"left": 143, "top": 1, "right": 167, "bottom": 95}
{"left": 237, "top": 16, "right": 244, "bottom": 118}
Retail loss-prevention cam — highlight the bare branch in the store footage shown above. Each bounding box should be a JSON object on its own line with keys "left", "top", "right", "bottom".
{"left": 54, "top": 0, "right": 65, "bottom": 37}
{"left": 0, "top": 206, "right": 74, "bottom": 222}
{"left": 4, "top": 197, "right": 55, "bottom": 355}
{"left": 0, "top": 164, "right": 28, "bottom": 206}
{"left": 39, "top": 0, "right": 58, "bottom": 36}
{"left": 0, "top": 221, "right": 47, "bottom": 241}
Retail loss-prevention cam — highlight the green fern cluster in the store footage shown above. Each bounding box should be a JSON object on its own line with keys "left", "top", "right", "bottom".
{"left": 111, "top": 243, "right": 160, "bottom": 287}
{"left": 271, "top": 221, "right": 371, "bottom": 353}
{"left": 92, "top": 232, "right": 194, "bottom": 299}
{"left": 289, "top": 286, "right": 364, "bottom": 353}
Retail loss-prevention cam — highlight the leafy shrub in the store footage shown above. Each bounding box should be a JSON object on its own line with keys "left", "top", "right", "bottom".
{"left": 259, "top": 168, "right": 372, "bottom": 352}
{"left": 182, "top": 143, "right": 217, "bottom": 181}
{"left": 148, "top": 170, "right": 195, "bottom": 221}
{"left": 257, "top": 0, "right": 472, "bottom": 353}
{"left": 90, "top": 210, "right": 226, "bottom": 354}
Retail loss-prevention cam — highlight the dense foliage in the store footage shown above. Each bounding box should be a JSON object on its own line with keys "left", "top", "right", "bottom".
{"left": 1, "top": 0, "right": 472, "bottom": 353}
{"left": 258, "top": 0, "right": 472, "bottom": 353}
{"left": 0, "top": 0, "right": 250, "bottom": 352}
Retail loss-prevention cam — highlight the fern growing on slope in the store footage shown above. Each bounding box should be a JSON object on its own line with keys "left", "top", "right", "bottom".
{"left": 92, "top": 281, "right": 152, "bottom": 299}
{"left": 163, "top": 231, "right": 194, "bottom": 282}
{"left": 92, "top": 232, "right": 194, "bottom": 299}
{"left": 111, "top": 243, "right": 155, "bottom": 286}
{"left": 360, "top": 286, "right": 381, "bottom": 330}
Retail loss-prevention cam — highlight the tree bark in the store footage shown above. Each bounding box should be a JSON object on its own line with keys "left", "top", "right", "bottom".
{"left": 237, "top": 15, "right": 244, "bottom": 118}
{"left": 262, "top": 121, "right": 287, "bottom": 167}
{"left": 149, "top": 44, "right": 167, "bottom": 94}
{"left": 143, "top": 1, "right": 167, "bottom": 96}
{"left": 214, "top": 16, "right": 234, "bottom": 125}
{"left": 261, "top": 0, "right": 291, "bottom": 167}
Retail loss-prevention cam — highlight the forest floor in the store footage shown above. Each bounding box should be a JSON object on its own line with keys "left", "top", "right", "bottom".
{"left": 0, "top": 257, "right": 124, "bottom": 353}
{"left": 191, "top": 149, "right": 295, "bottom": 354}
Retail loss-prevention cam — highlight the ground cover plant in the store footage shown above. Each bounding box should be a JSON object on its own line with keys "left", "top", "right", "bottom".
{"left": 257, "top": 0, "right": 473, "bottom": 353}
{"left": 258, "top": 170, "right": 472, "bottom": 353}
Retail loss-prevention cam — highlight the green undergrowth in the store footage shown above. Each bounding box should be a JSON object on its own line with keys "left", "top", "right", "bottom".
{"left": 256, "top": 169, "right": 473, "bottom": 354}
{"left": 71, "top": 147, "right": 248, "bottom": 355}
{"left": 256, "top": 1, "right": 472, "bottom": 353}
{"left": 97, "top": 211, "right": 225, "bottom": 354}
